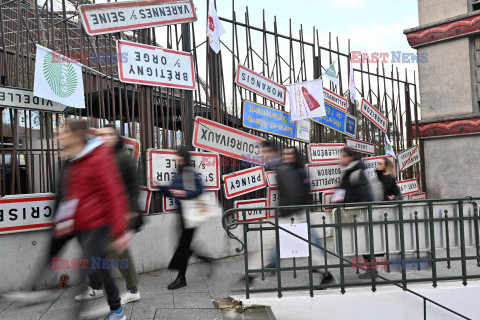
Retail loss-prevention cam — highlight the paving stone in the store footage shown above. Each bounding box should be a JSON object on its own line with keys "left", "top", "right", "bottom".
{"left": 173, "top": 292, "right": 215, "bottom": 309}
{"left": 154, "top": 308, "right": 223, "bottom": 320}
{"left": 130, "top": 295, "right": 175, "bottom": 319}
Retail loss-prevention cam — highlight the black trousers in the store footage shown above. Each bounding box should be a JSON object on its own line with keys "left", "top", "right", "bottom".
{"left": 168, "top": 227, "right": 196, "bottom": 276}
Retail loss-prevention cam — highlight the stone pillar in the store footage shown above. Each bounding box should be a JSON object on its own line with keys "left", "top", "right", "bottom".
{"left": 404, "top": 0, "right": 480, "bottom": 198}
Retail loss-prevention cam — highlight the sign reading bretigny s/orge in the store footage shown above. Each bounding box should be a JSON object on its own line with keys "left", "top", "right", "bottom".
{"left": 234, "top": 198, "right": 268, "bottom": 222}
{"left": 306, "top": 162, "right": 343, "bottom": 193}
{"left": 398, "top": 145, "right": 420, "bottom": 172}
{"left": 0, "top": 86, "right": 67, "bottom": 112}
{"left": 397, "top": 179, "right": 420, "bottom": 196}
{"left": 0, "top": 194, "right": 55, "bottom": 235}
{"left": 193, "top": 116, "right": 265, "bottom": 165}
{"left": 324, "top": 87, "right": 348, "bottom": 112}
{"left": 235, "top": 65, "right": 287, "bottom": 105}
{"left": 242, "top": 100, "right": 311, "bottom": 143}
{"left": 223, "top": 167, "right": 266, "bottom": 199}
{"left": 360, "top": 98, "right": 388, "bottom": 133}
{"left": 311, "top": 104, "right": 357, "bottom": 138}
{"left": 117, "top": 40, "right": 195, "bottom": 90}
{"left": 147, "top": 149, "right": 220, "bottom": 191}
{"left": 308, "top": 143, "right": 345, "bottom": 163}
{"left": 362, "top": 155, "right": 395, "bottom": 179}
{"left": 79, "top": 0, "right": 197, "bottom": 36}
{"left": 345, "top": 137, "right": 375, "bottom": 156}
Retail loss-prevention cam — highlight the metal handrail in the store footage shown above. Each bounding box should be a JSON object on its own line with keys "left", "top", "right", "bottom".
{"left": 222, "top": 197, "right": 480, "bottom": 320}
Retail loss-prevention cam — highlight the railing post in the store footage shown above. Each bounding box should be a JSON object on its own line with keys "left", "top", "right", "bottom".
{"left": 336, "top": 207, "right": 346, "bottom": 294}
{"left": 398, "top": 203, "right": 408, "bottom": 290}
{"left": 259, "top": 218, "right": 265, "bottom": 281}
{"left": 473, "top": 202, "right": 480, "bottom": 267}
{"left": 414, "top": 211, "right": 421, "bottom": 270}
{"left": 243, "top": 212, "right": 250, "bottom": 299}
{"left": 428, "top": 201, "right": 438, "bottom": 288}
{"left": 274, "top": 209, "right": 283, "bottom": 298}
{"left": 306, "top": 207, "right": 314, "bottom": 297}
{"left": 367, "top": 204, "right": 376, "bottom": 292}
{"left": 458, "top": 200, "right": 468, "bottom": 286}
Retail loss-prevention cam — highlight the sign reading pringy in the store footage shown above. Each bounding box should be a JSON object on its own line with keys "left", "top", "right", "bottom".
{"left": 234, "top": 198, "right": 268, "bottom": 222}
{"left": 308, "top": 143, "right": 345, "bottom": 163}
{"left": 223, "top": 167, "right": 266, "bottom": 199}
{"left": 360, "top": 98, "right": 388, "bottom": 133}
{"left": 138, "top": 187, "right": 152, "bottom": 215}
{"left": 345, "top": 137, "right": 375, "bottom": 156}
{"left": 242, "top": 100, "right": 311, "bottom": 143}
{"left": 79, "top": 0, "right": 197, "bottom": 36}
{"left": 362, "top": 155, "right": 395, "bottom": 179}
{"left": 147, "top": 149, "right": 220, "bottom": 191}
{"left": 193, "top": 116, "right": 265, "bottom": 165}
{"left": 265, "top": 171, "right": 278, "bottom": 187}
{"left": 163, "top": 191, "right": 217, "bottom": 213}
{"left": 0, "top": 86, "right": 67, "bottom": 112}
{"left": 311, "top": 104, "right": 357, "bottom": 138}
{"left": 235, "top": 65, "right": 287, "bottom": 105}
{"left": 397, "top": 179, "right": 420, "bottom": 196}
{"left": 324, "top": 87, "right": 348, "bottom": 112}
{"left": 117, "top": 40, "right": 195, "bottom": 90}
{"left": 0, "top": 194, "right": 55, "bottom": 235}
{"left": 306, "top": 162, "right": 343, "bottom": 193}
{"left": 398, "top": 145, "right": 420, "bottom": 171}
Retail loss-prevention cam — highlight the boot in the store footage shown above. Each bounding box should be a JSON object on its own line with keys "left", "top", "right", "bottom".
{"left": 167, "top": 275, "right": 187, "bottom": 290}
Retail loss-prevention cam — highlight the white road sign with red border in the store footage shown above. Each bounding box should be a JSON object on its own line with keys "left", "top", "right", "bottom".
{"left": 324, "top": 87, "right": 348, "bottom": 112}
{"left": 306, "top": 162, "right": 343, "bottom": 193}
{"left": 138, "top": 187, "right": 152, "bottom": 215}
{"left": 345, "top": 138, "right": 375, "bottom": 155}
{"left": 265, "top": 171, "right": 278, "bottom": 187}
{"left": 268, "top": 188, "right": 280, "bottom": 218}
{"left": 410, "top": 192, "right": 426, "bottom": 200}
{"left": 223, "top": 167, "right": 266, "bottom": 199}
{"left": 397, "top": 179, "right": 420, "bottom": 196}
{"left": 360, "top": 98, "right": 388, "bottom": 133}
{"left": 398, "top": 145, "right": 420, "bottom": 172}
{"left": 308, "top": 143, "right": 345, "bottom": 163}
{"left": 235, "top": 65, "right": 287, "bottom": 105}
{"left": 234, "top": 198, "right": 268, "bottom": 222}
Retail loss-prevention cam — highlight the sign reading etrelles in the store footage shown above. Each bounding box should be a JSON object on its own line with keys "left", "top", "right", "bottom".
{"left": 79, "top": 0, "right": 197, "bottom": 36}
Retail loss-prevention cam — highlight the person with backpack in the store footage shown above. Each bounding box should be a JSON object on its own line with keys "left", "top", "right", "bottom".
{"left": 376, "top": 157, "right": 403, "bottom": 201}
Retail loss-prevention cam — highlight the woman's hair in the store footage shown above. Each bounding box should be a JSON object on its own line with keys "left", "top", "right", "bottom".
{"left": 342, "top": 147, "right": 360, "bottom": 161}
{"left": 177, "top": 146, "right": 192, "bottom": 168}
{"left": 381, "top": 157, "right": 396, "bottom": 176}
{"left": 103, "top": 123, "right": 124, "bottom": 152}
{"left": 285, "top": 146, "right": 304, "bottom": 168}
{"left": 65, "top": 118, "right": 88, "bottom": 143}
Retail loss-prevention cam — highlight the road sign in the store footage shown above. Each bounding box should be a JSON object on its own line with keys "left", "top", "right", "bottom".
{"left": 324, "top": 87, "right": 348, "bottom": 112}
{"left": 322, "top": 191, "right": 335, "bottom": 211}
{"left": 345, "top": 137, "right": 375, "bottom": 155}
{"left": 163, "top": 191, "right": 217, "bottom": 213}
{"left": 360, "top": 98, "right": 388, "bottom": 133}
{"left": 0, "top": 86, "right": 67, "bottom": 112}
{"left": 362, "top": 155, "right": 395, "bottom": 179}
{"left": 410, "top": 192, "right": 427, "bottom": 200}
{"left": 138, "top": 187, "right": 152, "bottom": 215}
{"left": 308, "top": 143, "right": 345, "bottom": 163}
{"left": 0, "top": 194, "right": 55, "bottom": 235}
{"left": 79, "top": 0, "right": 197, "bottom": 36}
{"left": 306, "top": 162, "right": 343, "bottom": 193}
{"left": 311, "top": 103, "right": 357, "bottom": 138}
{"left": 397, "top": 179, "right": 420, "bottom": 196}
{"left": 234, "top": 198, "right": 269, "bottom": 222}
{"left": 223, "top": 167, "right": 266, "bottom": 199}
{"left": 147, "top": 149, "right": 220, "bottom": 191}
{"left": 265, "top": 171, "right": 278, "bottom": 187}
{"left": 235, "top": 65, "right": 287, "bottom": 105}
{"left": 193, "top": 116, "right": 265, "bottom": 165}
{"left": 117, "top": 40, "right": 196, "bottom": 90}
{"left": 398, "top": 145, "right": 420, "bottom": 171}
{"left": 268, "top": 188, "right": 280, "bottom": 218}
{"left": 242, "top": 100, "right": 310, "bottom": 143}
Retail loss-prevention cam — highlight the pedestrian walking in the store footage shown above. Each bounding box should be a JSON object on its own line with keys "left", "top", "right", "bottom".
{"left": 75, "top": 124, "right": 143, "bottom": 305}
{"left": 158, "top": 146, "right": 213, "bottom": 290}
{"left": 376, "top": 157, "right": 403, "bottom": 201}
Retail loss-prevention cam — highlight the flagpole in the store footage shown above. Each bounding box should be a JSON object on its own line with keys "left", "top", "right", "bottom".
{"left": 182, "top": 22, "right": 194, "bottom": 148}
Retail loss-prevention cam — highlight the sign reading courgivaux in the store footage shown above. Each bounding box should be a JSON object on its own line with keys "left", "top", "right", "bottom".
{"left": 235, "top": 65, "right": 287, "bottom": 105}
{"left": 192, "top": 116, "right": 265, "bottom": 165}
{"left": 223, "top": 167, "right": 266, "bottom": 199}
{"left": 398, "top": 145, "right": 420, "bottom": 171}
{"left": 117, "top": 40, "right": 196, "bottom": 90}
{"left": 360, "top": 98, "right": 388, "bottom": 133}
{"left": 0, "top": 86, "right": 67, "bottom": 112}
{"left": 79, "top": 0, "right": 197, "bottom": 36}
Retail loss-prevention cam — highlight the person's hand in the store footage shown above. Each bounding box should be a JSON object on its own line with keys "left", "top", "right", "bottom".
{"left": 170, "top": 189, "right": 187, "bottom": 198}
{"left": 388, "top": 196, "right": 395, "bottom": 201}
{"left": 112, "top": 232, "right": 132, "bottom": 254}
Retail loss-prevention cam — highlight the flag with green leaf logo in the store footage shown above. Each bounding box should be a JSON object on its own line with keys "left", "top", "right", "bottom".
{"left": 322, "top": 58, "right": 339, "bottom": 85}
{"left": 34, "top": 44, "right": 85, "bottom": 109}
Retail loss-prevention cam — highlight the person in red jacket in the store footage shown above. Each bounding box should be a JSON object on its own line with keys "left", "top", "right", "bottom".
{"left": 54, "top": 119, "right": 131, "bottom": 320}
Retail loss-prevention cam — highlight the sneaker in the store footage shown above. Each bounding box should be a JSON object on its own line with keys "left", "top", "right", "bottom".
{"left": 120, "top": 290, "right": 141, "bottom": 305}
{"left": 104, "top": 309, "right": 126, "bottom": 320}
{"left": 75, "top": 287, "right": 104, "bottom": 301}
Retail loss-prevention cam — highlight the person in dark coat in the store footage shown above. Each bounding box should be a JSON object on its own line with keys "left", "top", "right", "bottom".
{"left": 158, "top": 147, "right": 212, "bottom": 290}
{"left": 376, "top": 157, "right": 402, "bottom": 201}
{"left": 337, "top": 148, "right": 373, "bottom": 203}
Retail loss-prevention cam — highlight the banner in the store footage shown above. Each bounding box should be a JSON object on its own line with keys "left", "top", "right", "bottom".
{"left": 34, "top": 45, "right": 85, "bottom": 109}
{"left": 207, "top": 0, "right": 225, "bottom": 53}
{"left": 349, "top": 61, "right": 356, "bottom": 103}
{"left": 287, "top": 78, "right": 326, "bottom": 120}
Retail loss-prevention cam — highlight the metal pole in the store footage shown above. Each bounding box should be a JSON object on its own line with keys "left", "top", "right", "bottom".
{"left": 182, "top": 22, "right": 194, "bottom": 147}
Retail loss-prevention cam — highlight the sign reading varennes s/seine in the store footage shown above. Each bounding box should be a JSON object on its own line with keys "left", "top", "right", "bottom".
{"left": 235, "top": 65, "right": 287, "bottom": 105}
{"left": 117, "top": 40, "right": 196, "bottom": 90}
{"left": 79, "top": 0, "right": 197, "bottom": 36}
{"left": 0, "top": 86, "right": 67, "bottom": 112}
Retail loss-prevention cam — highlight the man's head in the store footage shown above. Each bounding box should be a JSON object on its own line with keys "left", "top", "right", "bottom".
{"left": 340, "top": 147, "right": 358, "bottom": 166}
{"left": 98, "top": 124, "right": 121, "bottom": 150}
{"left": 57, "top": 118, "right": 88, "bottom": 155}
{"left": 261, "top": 140, "right": 280, "bottom": 166}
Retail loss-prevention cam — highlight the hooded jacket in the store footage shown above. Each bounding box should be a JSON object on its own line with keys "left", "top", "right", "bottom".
{"left": 56, "top": 138, "right": 128, "bottom": 239}
{"left": 340, "top": 160, "right": 373, "bottom": 203}
{"left": 376, "top": 170, "right": 402, "bottom": 201}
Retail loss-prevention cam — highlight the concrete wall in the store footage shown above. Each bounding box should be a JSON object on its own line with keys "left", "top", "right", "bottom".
{"left": 423, "top": 134, "right": 480, "bottom": 198}
{"left": 418, "top": 0, "right": 468, "bottom": 25}
{"left": 418, "top": 38, "right": 474, "bottom": 120}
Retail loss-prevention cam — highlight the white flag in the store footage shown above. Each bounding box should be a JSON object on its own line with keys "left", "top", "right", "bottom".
{"left": 385, "top": 134, "right": 396, "bottom": 159}
{"left": 349, "top": 60, "right": 356, "bottom": 104}
{"left": 34, "top": 45, "right": 85, "bottom": 109}
{"left": 207, "top": 0, "right": 225, "bottom": 54}
{"left": 286, "top": 78, "right": 326, "bottom": 121}
{"left": 322, "top": 59, "right": 339, "bottom": 85}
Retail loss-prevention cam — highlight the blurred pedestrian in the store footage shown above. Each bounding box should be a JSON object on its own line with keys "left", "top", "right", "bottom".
{"left": 75, "top": 124, "right": 143, "bottom": 305}
{"left": 376, "top": 157, "right": 402, "bottom": 201}
{"left": 158, "top": 146, "right": 213, "bottom": 290}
